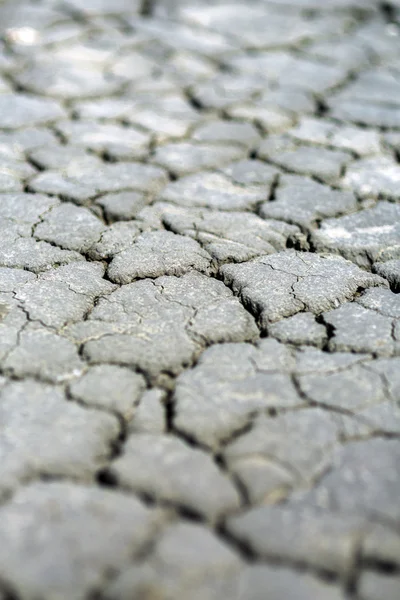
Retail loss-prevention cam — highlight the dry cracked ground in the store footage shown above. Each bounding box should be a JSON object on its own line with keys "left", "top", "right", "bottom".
{"left": 0, "top": 0, "right": 400, "bottom": 598}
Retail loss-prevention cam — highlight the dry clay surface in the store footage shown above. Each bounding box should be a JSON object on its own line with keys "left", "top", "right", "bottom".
{"left": 0, "top": 0, "right": 400, "bottom": 598}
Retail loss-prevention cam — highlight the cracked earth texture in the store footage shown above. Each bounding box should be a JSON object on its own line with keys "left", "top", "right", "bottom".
{"left": 0, "top": 0, "right": 400, "bottom": 598}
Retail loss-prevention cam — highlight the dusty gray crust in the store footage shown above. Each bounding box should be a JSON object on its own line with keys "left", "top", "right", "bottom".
{"left": 0, "top": 1, "right": 399, "bottom": 599}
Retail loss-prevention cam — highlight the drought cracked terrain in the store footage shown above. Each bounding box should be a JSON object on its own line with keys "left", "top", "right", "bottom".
{"left": 0, "top": 0, "right": 400, "bottom": 598}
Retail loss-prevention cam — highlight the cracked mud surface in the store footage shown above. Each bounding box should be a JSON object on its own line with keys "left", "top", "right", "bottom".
{"left": 0, "top": 0, "right": 400, "bottom": 598}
